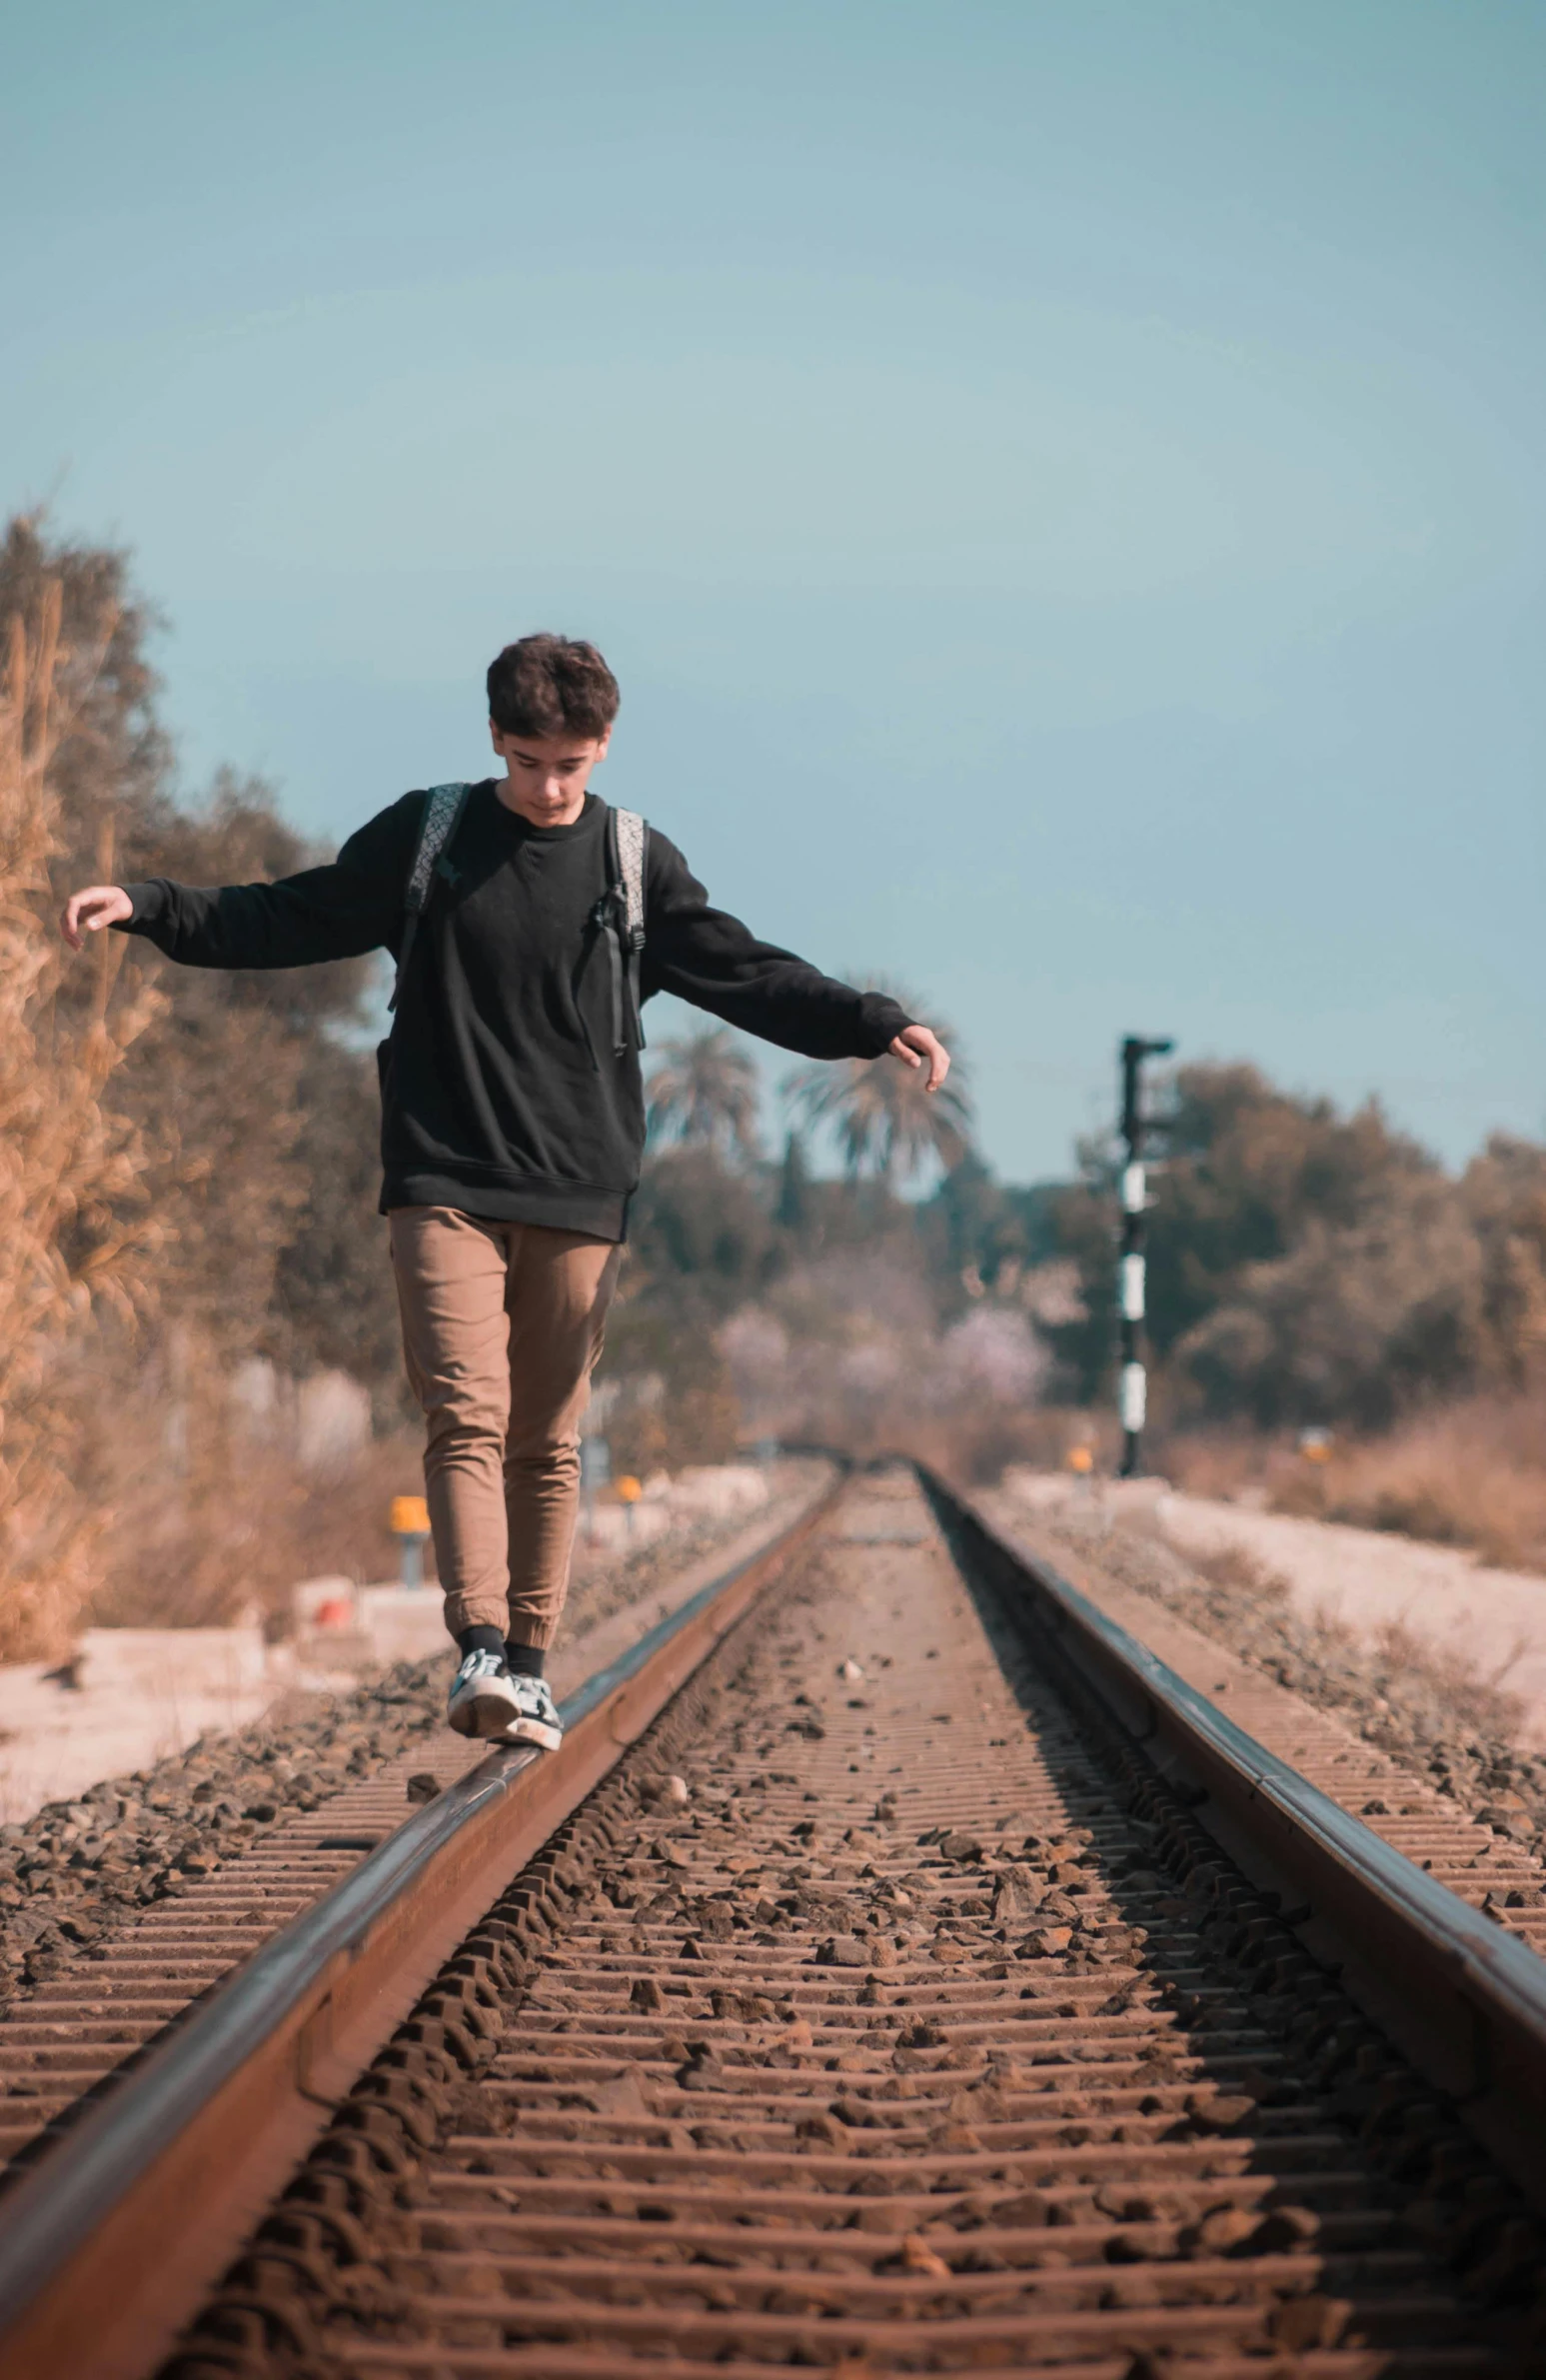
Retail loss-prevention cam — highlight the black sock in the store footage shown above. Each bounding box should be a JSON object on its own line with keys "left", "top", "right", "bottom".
{"left": 506, "top": 1639, "right": 546, "bottom": 1680}
{"left": 457, "top": 1625, "right": 505, "bottom": 1662}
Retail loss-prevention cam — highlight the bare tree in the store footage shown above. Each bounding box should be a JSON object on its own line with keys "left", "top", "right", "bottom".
{"left": 783, "top": 980, "right": 971, "bottom": 1187}
{"left": 645, "top": 1026, "right": 763, "bottom": 1163}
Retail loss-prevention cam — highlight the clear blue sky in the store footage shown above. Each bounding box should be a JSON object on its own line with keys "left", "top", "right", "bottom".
{"left": 5, "top": 1, "right": 1542, "bottom": 1180}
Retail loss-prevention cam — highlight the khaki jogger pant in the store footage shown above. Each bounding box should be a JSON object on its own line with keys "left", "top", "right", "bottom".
{"left": 389, "top": 1205, "right": 623, "bottom": 1649}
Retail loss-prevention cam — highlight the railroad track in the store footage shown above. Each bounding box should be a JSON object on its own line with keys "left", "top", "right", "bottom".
{"left": 4, "top": 1465, "right": 1546, "bottom": 2378}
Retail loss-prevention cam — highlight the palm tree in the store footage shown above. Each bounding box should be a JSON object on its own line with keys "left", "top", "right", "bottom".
{"left": 783, "top": 980, "right": 972, "bottom": 1188}
{"left": 645, "top": 1026, "right": 762, "bottom": 1162}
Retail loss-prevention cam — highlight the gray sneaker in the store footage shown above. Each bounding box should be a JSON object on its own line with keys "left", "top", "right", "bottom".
{"left": 504, "top": 1674, "right": 563, "bottom": 1752}
{"left": 448, "top": 1648, "right": 522, "bottom": 1738}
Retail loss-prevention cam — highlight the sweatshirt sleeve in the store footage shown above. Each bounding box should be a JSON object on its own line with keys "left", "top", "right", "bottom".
{"left": 115, "top": 794, "right": 421, "bottom": 971}
{"left": 639, "top": 830, "right": 912, "bottom": 1060}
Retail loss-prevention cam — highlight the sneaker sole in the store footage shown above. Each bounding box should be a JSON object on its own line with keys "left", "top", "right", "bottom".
{"left": 449, "top": 1688, "right": 523, "bottom": 1739}
{"left": 504, "top": 1714, "right": 563, "bottom": 1752}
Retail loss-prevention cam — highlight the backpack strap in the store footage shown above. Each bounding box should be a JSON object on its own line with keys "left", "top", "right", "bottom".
{"left": 614, "top": 805, "right": 649, "bottom": 1054}
{"left": 389, "top": 782, "right": 470, "bottom": 1012}
{"left": 592, "top": 805, "right": 651, "bottom": 1061}
{"left": 614, "top": 807, "right": 647, "bottom": 950}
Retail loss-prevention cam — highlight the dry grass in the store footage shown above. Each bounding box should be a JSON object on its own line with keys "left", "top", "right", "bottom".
{"left": 1185, "top": 1538, "right": 1294, "bottom": 1610}
{"left": 82, "top": 1409, "right": 433, "bottom": 1634}
{"left": 1365, "top": 1616, "right": 1527, "bottom": 1746}
{"left": 899, "top": 1404, "right": 1118, "bottom": 1487}
{"left": 1159, "top": 1429, "right": 1274, "bottom": 1504}
{"left": 1276, "top": 1394, "right": 1546, "bottom": 1574}
{"left": 1165, "top": 1392, "right": 1546, "bottom": 1578}
{"left": 0, "top": 582, "right": 166, "bottom": 1657}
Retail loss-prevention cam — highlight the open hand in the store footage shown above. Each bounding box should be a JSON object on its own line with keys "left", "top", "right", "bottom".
{"left": 888, "top": 1024, "right": 951, "bottom": 1093}
{"left": 61, "top": 885, "right": 133, "bottom": 952}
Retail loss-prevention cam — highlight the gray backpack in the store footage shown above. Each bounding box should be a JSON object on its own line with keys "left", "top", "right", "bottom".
{"left": 389, "top": 785, "right": 649, "bottom": 1061}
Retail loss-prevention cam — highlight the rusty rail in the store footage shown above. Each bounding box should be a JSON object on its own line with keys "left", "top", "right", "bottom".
{"left": 0, "top": 1470, "right": 842, "bottom": 2380}
{"left": 921, "top": 1465, "right": 1546, "bottom": 2213}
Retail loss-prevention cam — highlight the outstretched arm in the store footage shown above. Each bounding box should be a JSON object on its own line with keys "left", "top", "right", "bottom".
{"left": 59, "top": 795, "right": 420, "bottom": 972}
{"left": 641, "top": 830, "right": 952, "bottom": 1086}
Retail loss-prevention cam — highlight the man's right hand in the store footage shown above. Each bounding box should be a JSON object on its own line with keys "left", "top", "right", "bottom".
{"left": 61, "top": 886, "right": 133, "bottom": 951}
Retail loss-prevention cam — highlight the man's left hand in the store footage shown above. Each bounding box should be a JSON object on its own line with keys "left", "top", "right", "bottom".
{"left": 888, "top": 1025, "right": 951, "bottom": 1093}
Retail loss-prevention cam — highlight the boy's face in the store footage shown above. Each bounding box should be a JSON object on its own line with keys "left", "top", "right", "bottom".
{"left": 490, "top": 723, "right": 611, "bottom": 828}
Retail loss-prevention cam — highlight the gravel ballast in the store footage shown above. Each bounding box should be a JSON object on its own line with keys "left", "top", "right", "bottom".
{"left": 1033, "top": 1496, "right": 1546, "bottom": 1868}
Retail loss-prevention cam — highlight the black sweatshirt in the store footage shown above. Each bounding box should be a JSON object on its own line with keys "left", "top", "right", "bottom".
{"left": 118, "top": 783, "right": 910, "bottom": 1239}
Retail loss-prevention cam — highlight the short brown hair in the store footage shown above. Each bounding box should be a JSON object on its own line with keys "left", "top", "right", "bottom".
{"left": 487, "top": 634, "right": 620, "bottom": 739}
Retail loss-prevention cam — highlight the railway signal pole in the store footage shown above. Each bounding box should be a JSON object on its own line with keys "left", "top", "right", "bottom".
{"left": 1117, "top": 1034, "right": 1173, "bottom": 1478}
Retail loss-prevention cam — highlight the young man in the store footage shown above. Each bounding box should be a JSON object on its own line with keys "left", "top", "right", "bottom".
{"left": 63, "top": 635, "right": 950, "bottom": 1752}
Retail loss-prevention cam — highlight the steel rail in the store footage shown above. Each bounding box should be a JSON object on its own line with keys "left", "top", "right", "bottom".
{"left": 0, "top": 1470, "right": 842, "bottom": 2380}
{"left": 921, "top": 1466, "right": 1546, "bottom": 2214}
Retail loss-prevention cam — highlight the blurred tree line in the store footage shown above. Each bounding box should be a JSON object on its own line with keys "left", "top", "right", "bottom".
{"left": 1048, "top": 1065, "right": 1546, "bottom": 1431}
